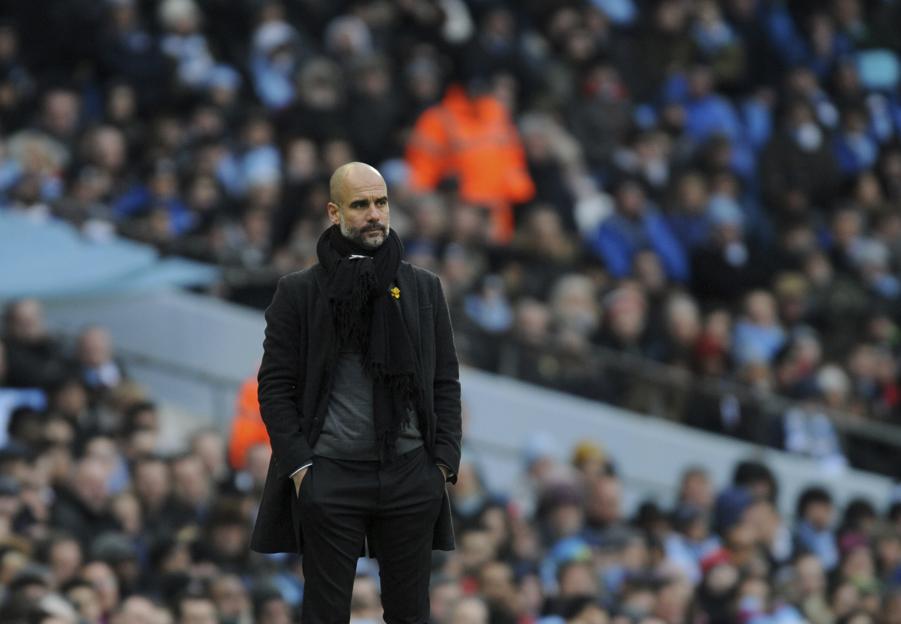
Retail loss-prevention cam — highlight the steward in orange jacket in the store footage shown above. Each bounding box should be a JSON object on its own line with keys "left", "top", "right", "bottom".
{"left": 228, "top": 375, "right": 269, "bottom": 470}
{"left": 406, "top": 84, "right": 535, "bottom": 242}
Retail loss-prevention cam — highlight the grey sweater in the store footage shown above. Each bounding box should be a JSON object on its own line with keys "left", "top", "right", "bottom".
{"left": 312, "top": 350, "right": 423, "bottom": 460}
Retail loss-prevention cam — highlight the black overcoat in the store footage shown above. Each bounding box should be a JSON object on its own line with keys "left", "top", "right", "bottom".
{"left": 250, "top": 261, "right": 462, "bottom": 555}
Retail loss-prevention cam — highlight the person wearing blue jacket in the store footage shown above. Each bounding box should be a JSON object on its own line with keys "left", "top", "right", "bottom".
{"left": 589, "top": 178, "right": 689, "bottom": 283}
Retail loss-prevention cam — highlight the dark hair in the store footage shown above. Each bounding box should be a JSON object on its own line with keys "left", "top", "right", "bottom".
{"left": 555, "top": 558, "right": 592, "bottom": 585}
{"left": 130, "top": 453, "right": 168, "bottom": 476}
{"left": 60, "top": 577, "right": 95, "bottom": 595}
{"left": 796, "top": 486, "right": 833, "bottom": 518}
{"left": 732, "top": 460, "right": 778, "bottom": 502}
{"left": 558, "top": 595, "right": 604, "bottom": 619}
{"left": 123, "top": 401, "right": 158, "bottom": 431}
{"left": 888, "top": 501, "right": 901, "bottom": 523}
{"left": 34, "top": 532, "right": 80, "bottom": 565}
{"left": 174, "top": 590, "right": 214, "bottom": 619}
{"left": 252, "top": 586, "right": 287, "bottom": 619}
{"left": 835, "top": 610, "right": 875, "bottom": 624}
{"left": 6, "top": 407, "right": 45, "bottom": 441}
{"left": 1, "top": 298, "right": 26, "bottom": 332}
{"left": 841, "top": 498, "right": 877, "bottom": 532}
{"left": 632, "top": 500, "right": 667, "bottom": 534}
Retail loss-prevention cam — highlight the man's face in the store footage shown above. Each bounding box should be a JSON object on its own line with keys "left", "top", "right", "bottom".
{"left": 134, "top": 461, "right": 170, "bottom": 506}
{"left": 116, "top": 596, "right": 159, "bottom": 624}
{"left": 172, "top": 456, "right": 210, "bottom": 505}
{"left": 258, "top": 598, "right": 292, "bottom": 624}
{"left": 211, "top": 575, "right": 249, "bottom": 618}
{"left": 8, "top": 299, "right": 45, "bottom": 342}
{"left": 67, "top": 585, "right": 102, "bottom": 622}
{"left": 328, "top": 168, "right": 390, "bottom": 249}
{"left": 180, "top": 598, "right": 218, "bottom": 624}
{"left": 806, "top": 501, "right": 833, "bottom": 530}
{"left": 617, "top": 183, "right": 645, "bottom": 219}
{"left": 79, "top": 328, "right": 112, "bottom": 367}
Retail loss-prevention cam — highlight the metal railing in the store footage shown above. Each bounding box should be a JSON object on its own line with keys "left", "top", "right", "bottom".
{"left": 456, "top": 328, "right": 901, "bottom": 478}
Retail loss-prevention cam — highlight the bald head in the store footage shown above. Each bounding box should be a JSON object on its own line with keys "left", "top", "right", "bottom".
{"left": 327, "top": 162, "right": 390, "bottom": 249}
{"left": 329, "top": 162, "right": 384, "bottom": 206}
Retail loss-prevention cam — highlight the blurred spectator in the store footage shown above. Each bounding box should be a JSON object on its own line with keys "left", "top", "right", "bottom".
{"left": 447, "top": 596, "right": 488, "bottom": 624}
{"left": 690, "top": 195, "right": 771, "bottom": 305}
{"left": 732, "top": 291, "right": 786, "bottom": 366}
{"left": 463, "top": 274, "right": 513, "bottom": 335}
{"left": 249, "top": 20, "right": 305, "bottom": 111}
{"left": 346, "top": 57, "right": 402, "bottom": 166}
{"left": 276, "top": 56, "right": 345, "bottom": 144}
{"left": 795, "top": 486, "right": 839, "bottom": 571}
{"left": 1, "top": 299, "right": 69, "bottom": 389}
{"left": 97, "top": 0, "right": 171, "bottom": 109}
{"left": 49, "top": 457, "right": 119, "bottom": 550}
{"left": 174, "top": 592, "right": 218, "bottom": 624}
{"left": 776, "top": 377, "right": 847, "bottom": 470}
{"left": 665, "top": 171, "right": 712, "bottom": 253}
{"left": 112, "top": 160, "right": 194, "bottom": 238}
{"left": 495, "top": 298, "right": 553, "bottom": 386}
{"left": 0, "top": 340, "right": 47, "bottom": 447}
{"left": 596, "top": 283, "right": 649, "bottom": 356}
{"left": 74, "top": 326, "right": 126, "bottom": 405}
{"left": 760, "top": 99, "right": 840, "bottom": 213}
{"left": 227, "top": 373, "right": 268, "bottom": 471}
{"left": 158, "top": 0, "right": 217, "bottom": 93}
{"left": 511, "top": 205, "right": 584, "bottom": 288}
{"left": 406, "top": 82, "right": 535, "bottom": 242}
{"left": 657, "top": 292, "right": 702, "bottom": 369}
{"left": 509, "top": 432, "right": 564, "bottom": 522}
{"left": 519, "top": 113, "right": 584, "bottom": 232}
{"left": 588, "top": 178, "right": 688, "bottom": 282}
{"left": 567, "top": 61, "right": 631, "bottom": 180}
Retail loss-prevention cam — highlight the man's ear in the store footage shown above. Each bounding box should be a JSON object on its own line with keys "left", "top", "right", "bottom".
{"left": 327, "top": 202, "right": 340, "bottom": 225}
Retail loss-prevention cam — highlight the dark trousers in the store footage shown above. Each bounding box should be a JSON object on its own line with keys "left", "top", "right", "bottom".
{"left": 298, "top": 446, "right": 446, "bottom": 623}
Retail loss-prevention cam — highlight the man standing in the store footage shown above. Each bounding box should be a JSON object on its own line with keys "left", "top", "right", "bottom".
{"left": 251, "top": 162, "right": 462, "bottom": 623}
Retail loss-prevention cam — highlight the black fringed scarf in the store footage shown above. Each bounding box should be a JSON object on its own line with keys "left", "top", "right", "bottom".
{"left": 316, "top": 224, "right": 422, "bottom": 461}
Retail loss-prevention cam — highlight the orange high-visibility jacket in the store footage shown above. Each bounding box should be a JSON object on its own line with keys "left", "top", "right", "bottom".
{"left": 406, "top": 85, "right": 535, "bottom": 242}
{"left": 228, "top": 376, "right": 270, "bottom": 470}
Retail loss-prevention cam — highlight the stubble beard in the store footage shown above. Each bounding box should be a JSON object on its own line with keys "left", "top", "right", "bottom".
{"left": 340, "top": 220, "right": 388, "bottom": 249}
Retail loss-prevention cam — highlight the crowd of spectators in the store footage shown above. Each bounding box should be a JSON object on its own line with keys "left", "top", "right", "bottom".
{"left": 3, "top": 298, "right": 901, "bottom": 623}
{"left": 3, "top": 0, "right": 901, "bottom": 471}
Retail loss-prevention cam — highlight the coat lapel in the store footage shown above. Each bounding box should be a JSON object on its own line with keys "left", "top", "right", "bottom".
{"left": 311, "top": 265, "right": 335, "bottom": 335}
{"left": 396, "top": 262, "right": 420, "bottom": 348}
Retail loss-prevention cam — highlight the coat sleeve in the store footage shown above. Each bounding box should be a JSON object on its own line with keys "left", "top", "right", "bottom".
{"left": 257, "top": 276, "right": 314, "bottom": 480}
{"left": 431, "top": 275, "right": 463, "bottom": 483}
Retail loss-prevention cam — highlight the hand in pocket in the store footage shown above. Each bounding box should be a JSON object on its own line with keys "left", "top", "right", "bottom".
{"left": 292, "top": 467, "right": 309, "bottom": 498}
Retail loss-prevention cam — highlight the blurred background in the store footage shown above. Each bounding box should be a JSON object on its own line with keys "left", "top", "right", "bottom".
{"left": 1, "top": 0, "right": 901, "bottom": 622}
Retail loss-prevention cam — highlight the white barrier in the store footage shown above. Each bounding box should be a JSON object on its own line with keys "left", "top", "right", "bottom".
{"left": 44, "top": 289, "right": 896, "bottom": 512}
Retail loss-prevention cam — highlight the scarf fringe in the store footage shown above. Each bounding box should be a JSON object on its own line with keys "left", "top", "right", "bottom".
{"left": 332, "top": 265, "right": 378, "bottom": 349}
